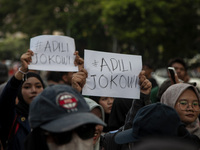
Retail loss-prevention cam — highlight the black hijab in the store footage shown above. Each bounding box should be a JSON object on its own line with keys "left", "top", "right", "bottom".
{"left": 16, "top": 72, "right": 45, "bottom": 117}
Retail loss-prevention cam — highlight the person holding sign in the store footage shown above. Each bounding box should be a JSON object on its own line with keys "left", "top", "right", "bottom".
{"left": 99, "top": 70, "right": 151, "bottom": 150}
{"left": 71, "top": 51, "right": 88, "bottom": 93}
{"left": 29, "top": 35, "right": 88, "bottom": 92}
{"left": 0, "top": 49, "right": 45, "bottom": 150}
{"left": 45, "top": 50, "right": 88, "bottom": 94}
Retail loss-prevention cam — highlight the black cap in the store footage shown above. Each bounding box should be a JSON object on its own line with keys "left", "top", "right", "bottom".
{"left": 115, "top": 103, "right": 183, "bottom": 144}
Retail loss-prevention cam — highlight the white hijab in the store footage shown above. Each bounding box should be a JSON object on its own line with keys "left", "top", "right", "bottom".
{"left": 160, "top": 83, "right": 200, "bottom": 138}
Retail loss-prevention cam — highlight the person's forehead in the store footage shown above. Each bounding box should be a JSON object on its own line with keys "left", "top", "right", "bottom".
{"left": 24, "top": 77, "right": 42, "bottom": 84}
{"left": 171, "top": 62, "right": 185, "bottom": 69}
{"left": 178, "top": 88, "right": 198, "bottom": 100}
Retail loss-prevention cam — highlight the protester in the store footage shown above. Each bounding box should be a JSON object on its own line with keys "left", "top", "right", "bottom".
{"left": 0, "top": 62, "right": 9, "bottom": 95}
{"left": 143, "top": 62, "right": 158, "bottom": 104}
{"left": 45, "top": 50, "right": 88, "bottom": 94}
{"left": 142, "top": 62, "right": 158, "bottom": 88}
{"left": 168, "top": 57, "right": 189, "bottom": 82}
{"left": 0, "top": 49, "right": 45, "bottom": 150}
{"left": 0, "top": 62, "right": 8, "bottom": 85}
{"left": 45, "top": 71, "right": 73, "bottom": 86}
{"left": 73, "top": 58, "right": 131, "bottom": 132}
{"left": 69, "top": 51, "right": 88, "bottom": 94}
{"left": 97, "top": 97, "right": 114, "bottom": 115}
{"left": 88, "top": 96, "right": 114, "bottom": 132}
{"left": 160, "top": 83, "right": 200, "bottom": 147}
{"left": 108, "top": 98, "right": 134, "bottom": 131}
{"left": 156, "top": 57, "right": 190, "bottom": 102}
{"left": 84, "top": 97, "right": 105, "bottom": 150}
{"left": 114, "top": 103, "right": 199, "bottom": 150}
{"left": 24, "top": 84, "right": 106, "bottom": 150}
{"left": 71, "top": 67, "right": 88, "bottom": 93}
{"left": 72, "top": 52, "right": 132, "bottom": 133}
{"left": 100, "top": 70, "right": 152, "bottom": 150}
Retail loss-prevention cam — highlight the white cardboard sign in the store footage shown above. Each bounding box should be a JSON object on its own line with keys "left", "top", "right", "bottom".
{"left": 28, "top": 35, "right": 78, "bottom": 72}
{"left": 82, "top": 49, "right": 142, "bottom": 99}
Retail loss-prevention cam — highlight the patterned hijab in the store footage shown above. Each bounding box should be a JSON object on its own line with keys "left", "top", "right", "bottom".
{"left": 160, "top": 83, "right": 200, "bottom": 138}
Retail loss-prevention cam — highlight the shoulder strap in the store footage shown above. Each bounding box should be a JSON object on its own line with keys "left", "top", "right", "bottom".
{"left": 4, "top": 114, "right": 20, "bottom": 149}
{"left": 8, "top": 114, "right": 19, "bottom": 140}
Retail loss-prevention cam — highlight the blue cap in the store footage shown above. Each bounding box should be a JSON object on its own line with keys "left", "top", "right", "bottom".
{"left": 29, "top": 84, "right": 106, "bottom": 132}
{"left": 115, "top": 103, "right": 183, "bottom": 144}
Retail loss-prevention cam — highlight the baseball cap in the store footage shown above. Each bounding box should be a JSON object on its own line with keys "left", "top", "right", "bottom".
{"left": 115, "top": 103, "right": 183, "bottom": 144}
{"left": 29, "top": 84, "right": 106, "bottom": 132}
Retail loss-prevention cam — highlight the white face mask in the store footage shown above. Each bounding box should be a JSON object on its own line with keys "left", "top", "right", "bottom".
{"left": 47, "top": 132, "right": 93, "bottom": 150}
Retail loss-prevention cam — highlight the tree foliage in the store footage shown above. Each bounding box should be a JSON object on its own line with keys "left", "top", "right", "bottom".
{"left": 0, "top": 0, "right": 199, "bottom": 67}
{"left": 101, "top": 0, "right": 200, "bottom": 66}
{"left": 0, "top": 36, "right": 29, "bottom": 61}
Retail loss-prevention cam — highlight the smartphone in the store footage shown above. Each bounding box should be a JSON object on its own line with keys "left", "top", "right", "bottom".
{"left": 168, "top": 67, "right": 176, "bottom": 84}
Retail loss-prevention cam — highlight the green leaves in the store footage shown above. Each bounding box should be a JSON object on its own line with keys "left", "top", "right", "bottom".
{"left": 0, "top": 0, "right": 199, "bottom": 67}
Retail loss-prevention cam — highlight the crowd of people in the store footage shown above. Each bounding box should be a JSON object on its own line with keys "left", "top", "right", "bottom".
{"left": 0, "top": 48, "right": 199, "bottom": 150}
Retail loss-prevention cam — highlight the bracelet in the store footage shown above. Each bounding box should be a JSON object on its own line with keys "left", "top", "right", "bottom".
{"left": 18, "top": 67, "right": 28, "bottom": 75}
{"left": 18, "top": 67, "right": 28, "bottom": 81}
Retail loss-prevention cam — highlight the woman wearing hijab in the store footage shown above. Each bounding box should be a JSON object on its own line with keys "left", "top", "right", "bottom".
{"left": 88, "top": 96, "right": 114, "bottom": 133}
{"left": 160, "top": 83, "right": 200, "bottom": 147}
{"left": 0, "top": 50, "right": 45, "bottom": 150}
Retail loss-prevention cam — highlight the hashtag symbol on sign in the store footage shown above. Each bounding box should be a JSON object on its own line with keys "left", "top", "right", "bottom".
{"left": 35, "top": 41, "right": 42, "bottom": 51}
{"left": 92, "top": 60, "right": 98, "bottom": 67}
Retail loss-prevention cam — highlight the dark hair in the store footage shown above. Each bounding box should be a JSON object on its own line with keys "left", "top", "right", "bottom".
{"left": 88, "top": 96, "right": 101, "bottom": 104}
{"left": 46, "top": 71, "right": 68, "bottom": 83}
{"left": 143, "top": 61, "right": 154, "bottom": 70}
{"left": 167, "top": 58, "right": 187, "bottom": 71}
{"left": 0, "top": 63, "right": 8, "bottom": 84}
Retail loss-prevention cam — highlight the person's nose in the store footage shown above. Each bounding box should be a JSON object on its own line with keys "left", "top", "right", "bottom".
{"left": 31, "top": 86, "right": 36, "bottom": 93}
{"left": 107, "top": 98, "right": 113, "bottom": 104}
{"left": 186, "top": 103, "right": 194, "bottom": 111}
{"left": 95, "top": 125, "right": 100, "bottom": 130}
{"left": 175, "top": 69, "right": 180, "bottom": 74}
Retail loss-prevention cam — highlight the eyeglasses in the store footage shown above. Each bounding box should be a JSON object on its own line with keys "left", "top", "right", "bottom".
{"left": 178, "top": 99, "right": 200, "bottom": 112}
{"left": 44, "top": 124, "right": 95, "bottom": 145}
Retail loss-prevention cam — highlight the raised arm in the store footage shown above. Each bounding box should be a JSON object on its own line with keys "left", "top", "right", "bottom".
{"left": 139, "top": 70, "right": 152, "bottom": 95}
{"left": 74, "top": 51, "right": 84, "bottom": 71}
{"left": 72, "top": 51, "right": 88, "bottom": 92}
{"left": 15, "top": 49, "right": 33, "bottom": 80}
{"left": 0, "top": 49, "right": 33, "bottom": 145}
{"left": 123, "top": 70, "right": 152, "bottom": 130}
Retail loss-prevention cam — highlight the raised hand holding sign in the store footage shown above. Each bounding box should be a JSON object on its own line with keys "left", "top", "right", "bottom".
{"left": 28, "top": 35, "right": 78, "bottom": 72}
{"left": 82, "top": 50, "right": 142, "bottom": 99}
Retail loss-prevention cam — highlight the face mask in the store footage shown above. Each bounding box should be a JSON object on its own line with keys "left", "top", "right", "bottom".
{"left": 47, "top": 132, "right": 93, "bottom": 150}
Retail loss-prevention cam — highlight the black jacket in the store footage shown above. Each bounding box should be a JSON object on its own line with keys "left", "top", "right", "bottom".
{"left": 0, "top": 76, "right": 31, "bottom": 150}
{"left": 101, "top": 93, "right": 150, "bottom": 150}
